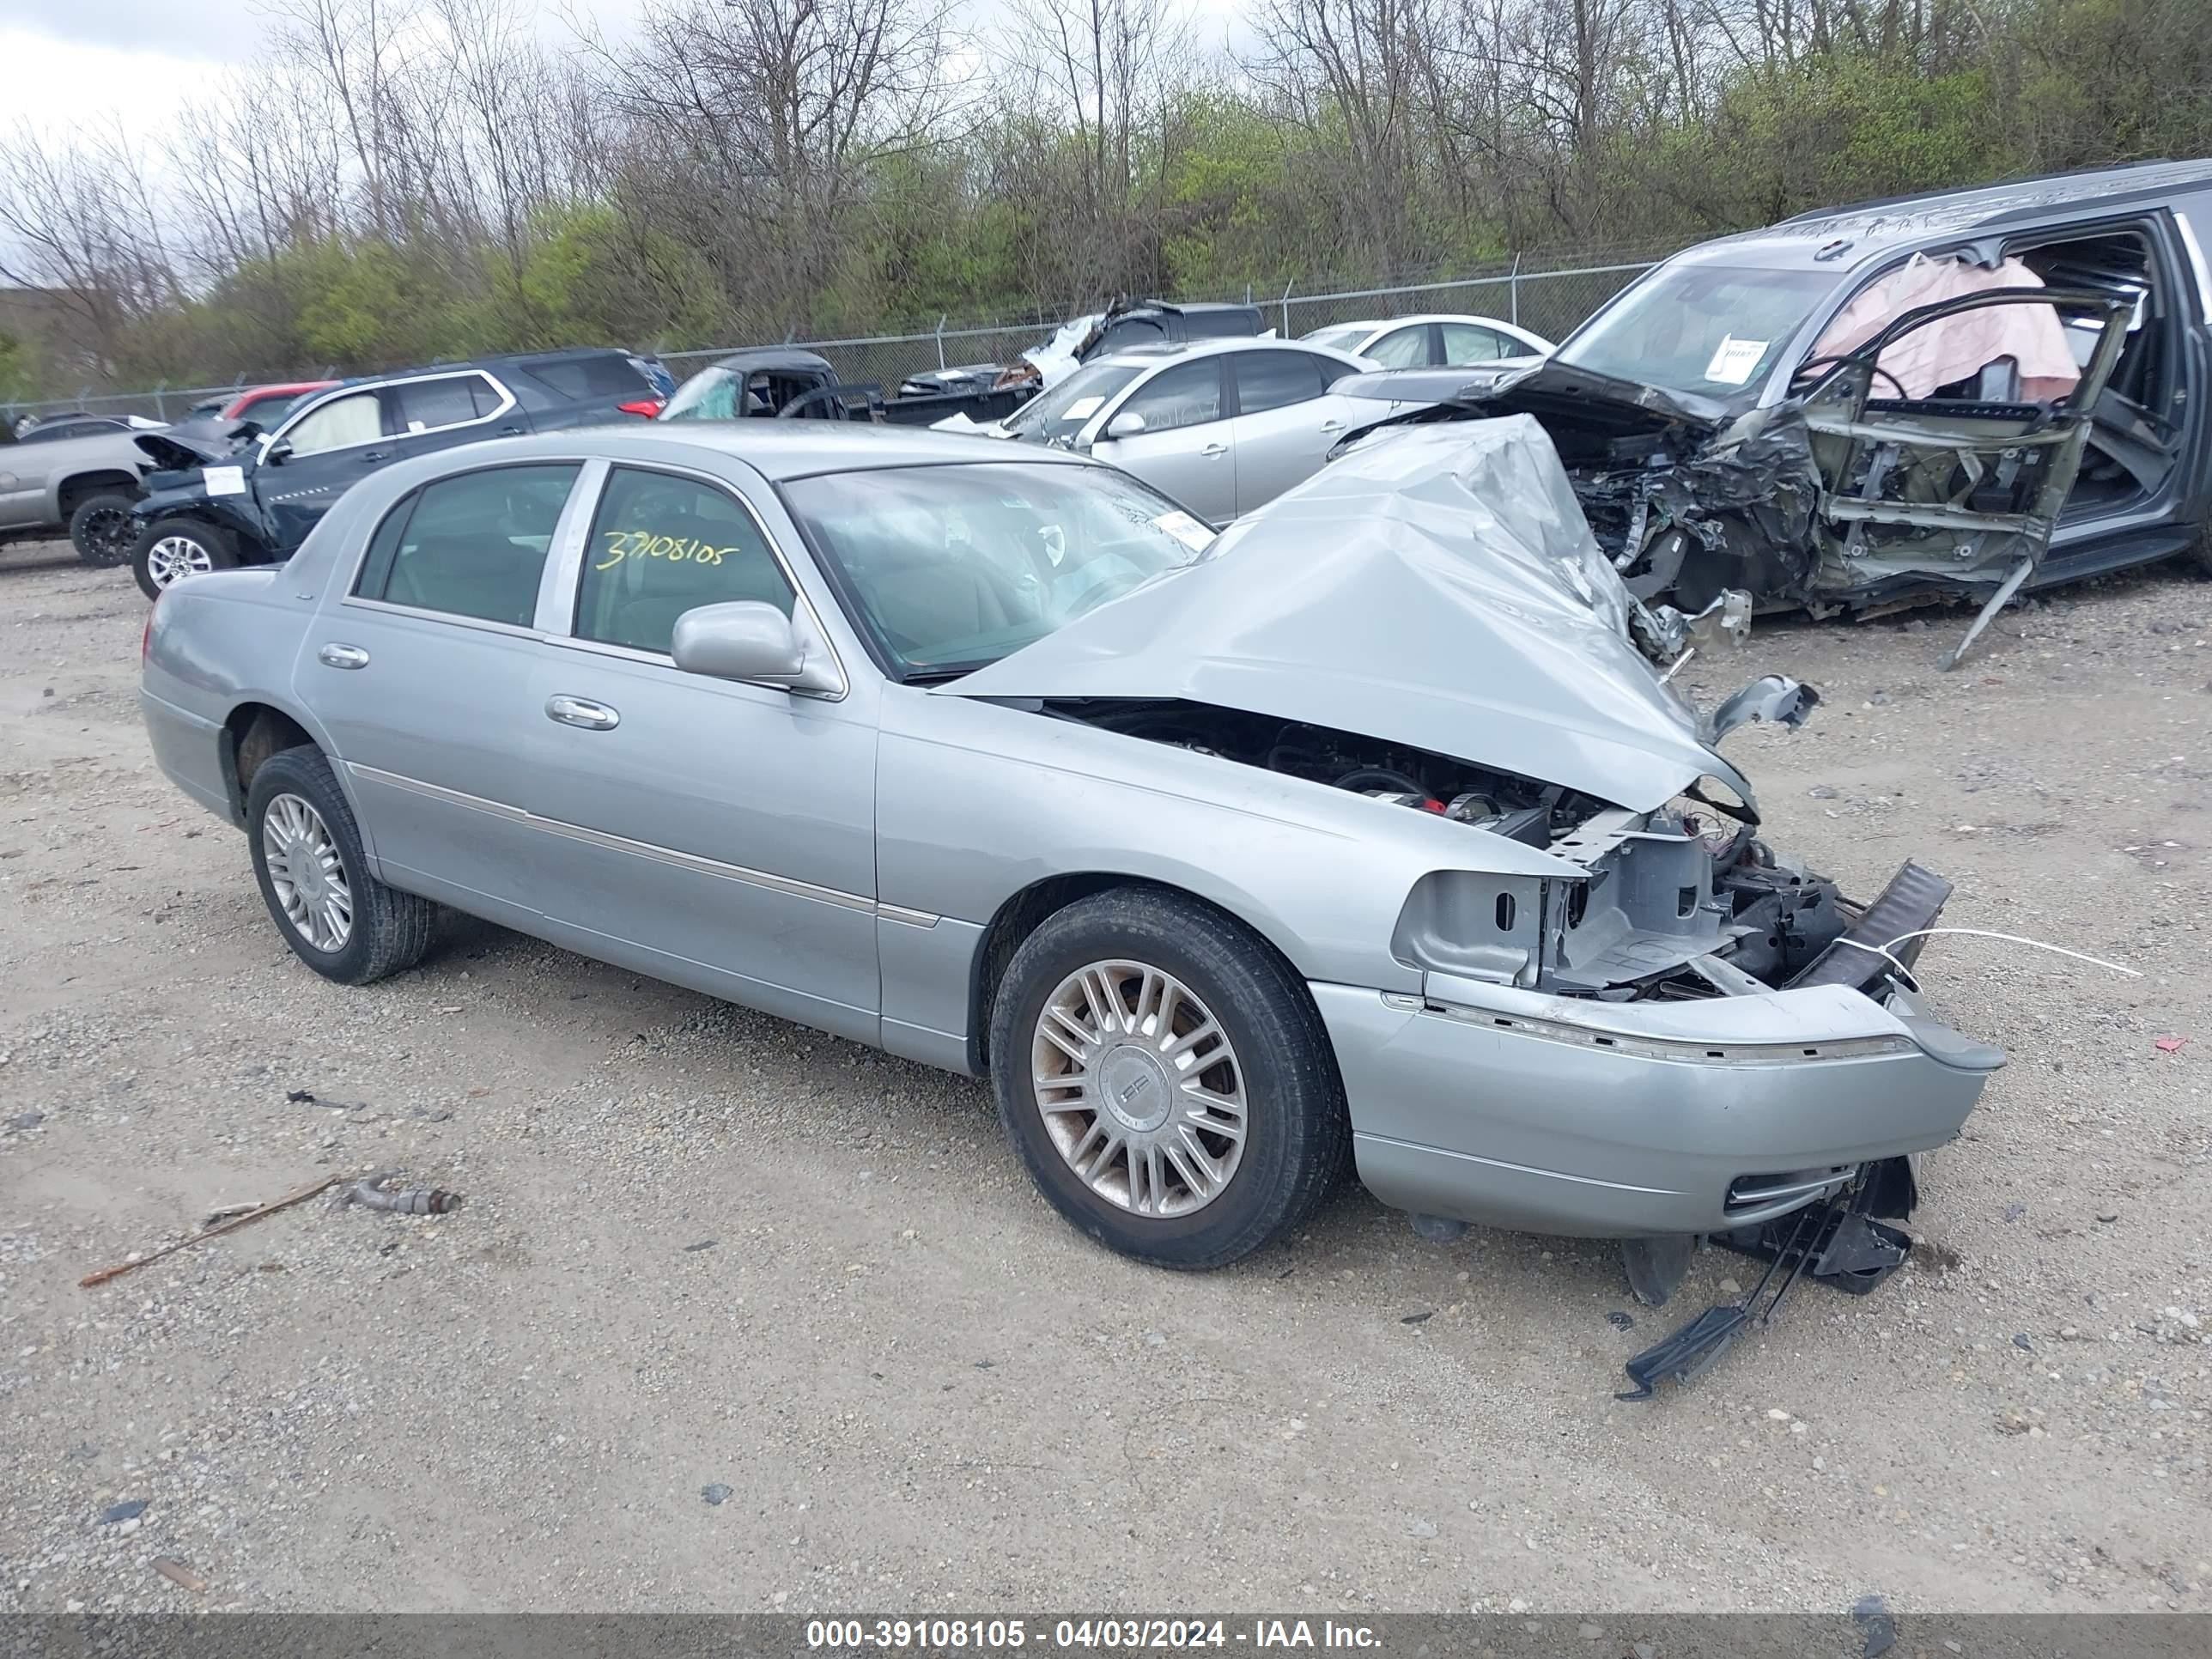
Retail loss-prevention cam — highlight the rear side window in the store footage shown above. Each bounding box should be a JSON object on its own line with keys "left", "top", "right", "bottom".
{"left": 1439, "top": 322, "right": 1510, "bottom": 363}
{"left": 1231, "top": 351, "right": 1328, "bottom": 415}
{"left": 1365, "top": 325, "right": 1432, "bottom": 368}
{"left": 391, "top": 374, "right": 500, "bottom": 434}
{"left": 521, "top": 356, "right": 653, "bottom": 401}
{"left": 574, "top": 467, "right": 795, "bottom": 656}
{"left": 354, "top": 464, "right": 580, "bottom": 625}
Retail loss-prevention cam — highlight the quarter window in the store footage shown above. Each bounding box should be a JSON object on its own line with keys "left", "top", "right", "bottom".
{"left": 284, "top": 392, "right": 385, "bottom": 457}
{"left": 574, "top": 467, "right": 794, "bottom": 657}
{"left": 1117, "top": 361, "right": 1223, "bottom": 434}
{"left": 354, "top": 464, "right": 580, "bottom": 626}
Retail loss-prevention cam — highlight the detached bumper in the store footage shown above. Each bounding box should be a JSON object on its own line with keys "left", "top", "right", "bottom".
{"left": 1317, "top": 975, "right": 2000, "bottom": 1239}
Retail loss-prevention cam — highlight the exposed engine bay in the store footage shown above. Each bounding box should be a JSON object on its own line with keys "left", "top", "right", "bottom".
{"left": 1048, "top": 697, "right": 1849, "bottom": 1002}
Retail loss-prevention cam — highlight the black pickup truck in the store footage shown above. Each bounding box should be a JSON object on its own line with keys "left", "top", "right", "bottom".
{"left": 658, "top": 349, "right": 1030, "bottom": 426}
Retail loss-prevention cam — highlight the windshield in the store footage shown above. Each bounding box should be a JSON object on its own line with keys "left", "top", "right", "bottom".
{"left": 1001, "top": 361, "right": 1142, "bottom": 445}
{"left": 783, "top": 461, "right": 1214, "bottom": 679}
{"left": 1301, "top": 325, "right": 1371, "bottom": 354}
{"left": 1556, "top": 264, "right": 1838, "bottom": 397}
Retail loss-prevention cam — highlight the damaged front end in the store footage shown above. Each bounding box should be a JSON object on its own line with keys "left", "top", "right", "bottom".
{"left": 1346, "top": 284, "right": 2131, "bottom": 668}
{"left": 948, "top": 417, "right": 2002, "bottom": 1390}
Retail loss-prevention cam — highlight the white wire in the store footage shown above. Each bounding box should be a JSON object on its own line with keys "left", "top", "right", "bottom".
{"left": 1831, "top": 926, "right": 2142, "bottom": 982}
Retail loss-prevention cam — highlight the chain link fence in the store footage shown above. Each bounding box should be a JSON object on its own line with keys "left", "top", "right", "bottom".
{"left": 4, "top": 252, "right": 1670, "bottom": 428}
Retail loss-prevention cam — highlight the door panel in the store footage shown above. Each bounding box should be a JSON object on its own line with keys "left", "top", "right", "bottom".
{"left": 303, "top": 462, "right": 584, "bottom": 912}
{"left": 1224, "top": 351, "right": 1338, "bottom": 514}
{"left": 262, "top": 389, "right": 407, "bottom": 552}
{"left": 1091, "top": 360, "right": 1235, "bottom": 522}
{"left": 523, "top": 465, "right": 882, "bottom": 1040}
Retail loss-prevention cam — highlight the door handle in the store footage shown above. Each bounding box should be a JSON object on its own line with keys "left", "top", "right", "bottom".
{"left": 498, "top": 425, "right": 524, "bottom": 436}
{"left": 1200, "top": 442, "right": 1228, "bottom": 457}
{"left": 318, "top": 642, "right": 369, "bottom": 670}
{"left": 546, "top": 695, "right": 620, "bottom": 731}
{"left": 1319, "top": 419, "right": 1344, "bottom": 432}
{"left": 361, "top": 450, "right": 391, "bottom": 463}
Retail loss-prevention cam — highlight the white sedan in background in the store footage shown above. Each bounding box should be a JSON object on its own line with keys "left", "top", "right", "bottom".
{"left": 980, "top": 337, "right": 1379, "bottom": 525}
{"left": 1301, "top": 313, "right": 1554, "bottom": 369}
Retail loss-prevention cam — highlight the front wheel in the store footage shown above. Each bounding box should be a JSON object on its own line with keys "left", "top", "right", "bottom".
{"left": 246, "top": 747, "right": 436, "bottom": 985}
{"left": 68, "top": 492, "right": 139, "bottom": 567}
{"left": 133, "top": 516, "right": 239, "bottom": 600}
{"left": 988, "top": 886, "right": 1350, "bottom": 1270}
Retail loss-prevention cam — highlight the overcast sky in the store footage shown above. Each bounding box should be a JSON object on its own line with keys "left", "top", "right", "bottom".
{"left": 4, "top": 1, "right": 1253, "bottom": 142}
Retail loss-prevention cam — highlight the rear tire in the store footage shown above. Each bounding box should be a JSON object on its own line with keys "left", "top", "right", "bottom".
{"left": 246, "top": 747, "right": 435, "bottom": 986}
{"left": 988, "top": 886, "right": 1350, "bottom": 1270}
{"left": 133, "top": 517, "right": 239, "bottom": 600}
{"left": 67, "top": 492, "right": 139, "bottom": 567}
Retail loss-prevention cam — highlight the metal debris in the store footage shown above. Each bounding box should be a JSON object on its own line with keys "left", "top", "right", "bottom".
{"left": 333, "top": 1170, "right": 465, "bottom": 1215}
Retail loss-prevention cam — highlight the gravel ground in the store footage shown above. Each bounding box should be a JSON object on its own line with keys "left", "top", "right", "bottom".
{"left": 0, "top": 536, "right": 2207, "bottom": 1617}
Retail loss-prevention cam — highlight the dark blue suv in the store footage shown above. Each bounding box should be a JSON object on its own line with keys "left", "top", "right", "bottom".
{"left": 126, "top": 348, "right": 671, "bottom": 599}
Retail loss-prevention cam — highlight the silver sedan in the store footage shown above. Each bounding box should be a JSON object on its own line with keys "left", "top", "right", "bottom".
{"left": 985, "top": 337, "right": 1376, "bottom": 523}
{"left": 139, "top": 421, "right": 2000, "bottom": 1291}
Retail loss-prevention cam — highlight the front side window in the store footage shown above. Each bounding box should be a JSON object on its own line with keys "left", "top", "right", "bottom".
{"left": 354, "top": 463, "right": 580, "bottom": 625}
{"left": 1117, "top": 360, "right": 1223, "bottom": 434}
{"left": 1300, "top": 324, "right": 1370, "bottom": 354}
{"left": 574, "top": 467, "right": 794, "bottom": 656}
{"left": 392, "top": 374, "right": 497, "bottom": 433}
{"left": 1439, "top": 322, "right": 1510, "bottom": 363}
{"left": 784, "top": 461, "right": 1212, "bottom": 679}
{"left": 1002, "top": 361, "right": 1144, "bottom": 445}
{"left": 283, "top": 391, "right": 386, "bottom": 457}
{"left": 1097, "top": 317, "right": 1167, "bottom": 351}
{"left": 1365, "top": 326, "right": 1432, "bottom": 368}
{"left": 1232, "top": 351, "right": 1328, "bottom": 414}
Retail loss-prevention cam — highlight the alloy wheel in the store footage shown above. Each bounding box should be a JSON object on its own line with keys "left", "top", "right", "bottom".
{"left": 262, "top": 792, "right": 353, "bottom": 952}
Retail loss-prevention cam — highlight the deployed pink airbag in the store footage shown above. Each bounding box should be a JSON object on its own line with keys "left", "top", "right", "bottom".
{"left": 1812, "top": 254, "right": 2081, "bottom": 403}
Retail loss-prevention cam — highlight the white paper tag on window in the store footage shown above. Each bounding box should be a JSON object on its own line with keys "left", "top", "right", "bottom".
{"left": 1063, "top": 395, "right": 1105, "bottom": 421}
{"left": 1152, "top": 510, "right": 1215, "bottom": 552}
{"left": 203, "top": 465, "right": 246, "bottom": 496}
{"left": 1703, "top": 337, "right": 1767, "bottom": 386}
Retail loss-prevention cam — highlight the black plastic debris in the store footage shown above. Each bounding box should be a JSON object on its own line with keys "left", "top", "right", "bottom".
{"left": 1606, "top": 1310, "right": 1636, "bottom": 1331}
{"left": 2013, "top": 1334, "right": 2033, "bottom": 1352}
{"left": 100, "top": 1500, "right": 149, "bottom": 1525}
{"left": 1401, "top": 1310, "right": 1435, "bottom": 1325}
{"left": 682, "top": 1240, "right": 717, "bottom": 1253}
{"left": 285, "top": 1090, "right": 314, "bottom": 1103}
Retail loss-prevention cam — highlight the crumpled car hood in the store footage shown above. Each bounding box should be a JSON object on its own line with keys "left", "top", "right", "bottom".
{"left": 946, "top": 416, "right": 1754, "bottom": 813}
{"left": 134, "top": 426, "right": 248, "bottom": 472}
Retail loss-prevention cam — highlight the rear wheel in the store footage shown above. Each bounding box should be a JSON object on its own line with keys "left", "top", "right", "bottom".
{"left": 988, "top": 887, "right": 1350, "bottom": 1269}
{"left": 67, "top": 492, "right": 138, "bottom": 567}
{"left": 133, "top": 517, "right": 238, "bottom": 600}
{"left": 246, "top": 747, "right": 435, "bottom": 985}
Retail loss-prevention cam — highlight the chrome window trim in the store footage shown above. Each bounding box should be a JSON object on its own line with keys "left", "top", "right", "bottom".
{"left": 545, "top": 457, "right": 851, "bottom": 702}
{"left": 273, "top": 369, "right": 517, "bottom": 459}
{"left": 347, "top": 762, "right": 935, "bottom": 924}
{"left": 339, "top": 456, "right": 597, "bottom": 633}
{"left": 2174, "top": 210, "right": 2212, "bottom": 325}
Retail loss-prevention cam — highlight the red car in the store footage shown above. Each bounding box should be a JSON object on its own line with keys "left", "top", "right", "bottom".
{"left": 219, "top": 381, "right": 339, "bottom": 427}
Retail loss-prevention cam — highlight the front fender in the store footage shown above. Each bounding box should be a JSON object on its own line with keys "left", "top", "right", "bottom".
{"left": 131, "top": 486, "right": 274, "bottom": 556}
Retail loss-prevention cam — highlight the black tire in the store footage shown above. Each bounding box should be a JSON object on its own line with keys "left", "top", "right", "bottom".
{"left": 132, "top": 516, "right": 239, "bottom": 601}
{"left": 246, "top": 747, "right": 435, "bottom": 986}
{"left": 988, "top": 885, "right": 1351, "bottom": 1270}
{"left": 67, "top": 492, "right": 139, "bottom": 567}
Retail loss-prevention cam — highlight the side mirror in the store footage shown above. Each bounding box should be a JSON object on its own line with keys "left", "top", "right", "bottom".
{"left": 1104, "top": 410, "right": 1146, "bottom": 439}
{"left": 672, "top": 601, "right": 842, "bottom": 695}
{"left": 262, "top": 437, "right": 293, "bottom": 465}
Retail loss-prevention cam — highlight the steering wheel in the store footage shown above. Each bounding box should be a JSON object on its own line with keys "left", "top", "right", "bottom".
{"left": 1794, "top": 354, "right": 1909, "bottom": 400}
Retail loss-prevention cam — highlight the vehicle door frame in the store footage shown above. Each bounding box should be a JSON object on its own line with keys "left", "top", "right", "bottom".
{"left": 1079, "top": 356, "right": 1237, "bottom": 524}
{"left": 520, "top": 451, "right": 890, "bottom": 1044}
{"left": 1219, "top": 347, "right": 1352, "bottom": 516}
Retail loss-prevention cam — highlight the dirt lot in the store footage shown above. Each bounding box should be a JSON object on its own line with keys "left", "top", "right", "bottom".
{"left": 0, "top": 535, "right": 2207, "bottom": 1617}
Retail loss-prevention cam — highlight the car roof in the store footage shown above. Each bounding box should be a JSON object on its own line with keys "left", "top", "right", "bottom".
{"left": 521, "top": 422, "right": 1097, "bottom": 482}
{"left": 702, "top": 348, "right": 837, "bottom": 374}
{"left": 1685, "top": 156, "right": 2212, "bottom": 271}
{"left": 1089, "top": 336, "right": 1364, "bottom": 369}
